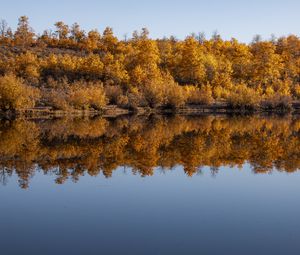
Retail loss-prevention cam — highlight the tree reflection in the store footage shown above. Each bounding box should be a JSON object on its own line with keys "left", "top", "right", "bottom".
{"left": 1, "top": 114, "right": 300, "bottom": 188}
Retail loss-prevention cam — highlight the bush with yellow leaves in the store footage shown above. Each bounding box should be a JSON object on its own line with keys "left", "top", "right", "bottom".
{"left": 141, "top": 80, "right": 165, "bottom": 108}
{"left": 185, "top": 85, "right": 214, "bottom": 105}
{"left": 104, "top": 85, "right": 123, "bottom": 105}
{"left": 0, "top": 73, "right": 40, "bottom": 110}
{"left": 42, "top": 88, "right": 70, "bottom": 110}
{"left": 42, "top": 80, "right": 107, "bottom": 111}
{"left": 140, "top": 73, "right": 187, "bottom": 109}
{"left": 226, "top": 83, "right": 261, "bottom": 111}
{"left": 67, "top": 81, "right": 107, "bottom": 110}
{"left": 261, "top": 94, "right": 292, "bottom": 112}
{"left": 164, "top": 82, "right": 187, "bottom": 109}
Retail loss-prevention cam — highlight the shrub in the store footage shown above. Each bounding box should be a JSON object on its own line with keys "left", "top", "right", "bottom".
{"left": 213, "top": 85, "right": 230, "bottom": 99}
{"left": 186, "top": 85, "right": 214, "bottom": 105}
{"left": 0, "top": 73, "right": 40, "bottom": 110}
{"left": 104, "top": 85, "right": 123, "bottom": 104}
{"left": 68, "top": 81, "right": 107, "bottom": 110}
{"left": 164, "top": 82, "right": 187, "bottom": 109}
{"left": 141, "top": 80, "right": 164, "bottom": 108}
{"left": 124, "top": 91, "right": 146, "bottom": 110}
{"left": 42, "top": 89, "right": 70, "bottom": 110}
{"left": 293, "top": 84, "right": 300, "bottom": 99}
{"left": 227, "top": 84, "right": 260, "bottom": 111}
{"left": 45, "top": 76, "right": 70, "bottom": 89}
{"left": 14, "top": 52, "right": 40, "bottom": 81}
{"left": 262, "top": 94, "right": 292, "bottom": 112}
{"left": 116, "top": 94, "right": 129, "bottom": 107}
{"left": 43, "top": 80, "right": 107, "bottom": 111}
{"left": 89, "top": 86, "right": 107, "bottom": 110}
{"left": 140, "top": 73, "right": 187, "bottom": 109}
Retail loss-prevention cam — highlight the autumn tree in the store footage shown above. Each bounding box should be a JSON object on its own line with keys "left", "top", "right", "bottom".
{"left": 101, "top": 27, "right": 119, "bottom": 53}
{"left": 14, "top": 16, "right": 35, "bottom": 47}
{"left": 172, "top": 36, "right": 206, "bottom": 85}
{"left": 127, "top": 28, "right": 161, "bottom": 86}
{"left": 70, "top": 22, "right": 85, "bottom": 43}
{"left": 54, "top": 21, "right": 69, "bottom": 40}
{"left": 276, "top": 35, "right": 300, "bottom": 97}
{"left": 85, "top": 29, "right": 101, "bottom": 52}
{"left": 249, "top": 41, "right": 283, "bottom": 92}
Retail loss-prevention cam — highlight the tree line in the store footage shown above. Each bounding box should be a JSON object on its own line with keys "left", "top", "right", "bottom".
{"left": 0, "top": 16, "right": 300, "bottom": 111}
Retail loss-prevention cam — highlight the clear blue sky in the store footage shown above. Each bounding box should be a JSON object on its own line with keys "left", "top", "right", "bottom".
{"left": 0, "top": 0, "right": 299, "bottom": 42}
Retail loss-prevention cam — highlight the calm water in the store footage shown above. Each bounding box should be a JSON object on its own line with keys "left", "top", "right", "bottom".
{"left": 1, "top": 115, "right": 300, "bottom": 255}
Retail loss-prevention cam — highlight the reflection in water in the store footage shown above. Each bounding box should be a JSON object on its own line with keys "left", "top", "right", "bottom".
{"left": 1, "top": 115, "right": 300, "bottom": 188}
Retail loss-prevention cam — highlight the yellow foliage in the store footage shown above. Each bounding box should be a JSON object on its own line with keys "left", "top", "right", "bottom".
{"left": 42, "top": 89, "right": 70, "bottom": 110}
{"left": 2, "top": 17, "right": 300, "bottom": 110}
{"left": 68, "top": 81, "right": 107, "bottom": 110}
{"left": 294, "top": 84, "right": 300, "bottom": 99}
{"left": 227, "top": 84, "right": 261, "bottom": 110}
{"left": 185, "top": 85, "right": 214, "bottom": 105}
{"left": 172, "top": 37, "right": 206, "bottom": 84}
{"left": 14, "top": 52, "right": 40, "bottom": 80}
{"left": 165, "top": 82, "right": 187, "bottom": 108}
{"left": 0, "top": 73, "right": 40, "bottom": 110}
{"left": 141, "top": 73, "right": 187, "bottom": 108}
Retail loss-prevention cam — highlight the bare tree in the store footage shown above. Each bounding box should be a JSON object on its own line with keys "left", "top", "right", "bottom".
{"left": 196, "top": 32, "right": 206, "bottom": 44}
{"left": 0, "top": 19, "right": 9, "bottom": 37}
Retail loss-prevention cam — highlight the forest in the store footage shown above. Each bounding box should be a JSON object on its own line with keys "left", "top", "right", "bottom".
{"left": 0, "top": 16, "right": 300, "bottom": 112}
{"left": 1, "top": 115, "right": 300, "bottom": 188}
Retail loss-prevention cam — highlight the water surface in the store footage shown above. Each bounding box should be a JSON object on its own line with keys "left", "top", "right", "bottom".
{"left": 1, "top": 115, "right": 300, "bottom": 255}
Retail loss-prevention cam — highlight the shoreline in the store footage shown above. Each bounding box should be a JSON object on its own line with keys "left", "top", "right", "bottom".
{"left": 1, "top": 102, "right": 300, "bottom": 120}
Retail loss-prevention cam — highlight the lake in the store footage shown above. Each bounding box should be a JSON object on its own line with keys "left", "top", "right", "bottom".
{"left": 1, "top": 115, "right": 300, "bottom": 255}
